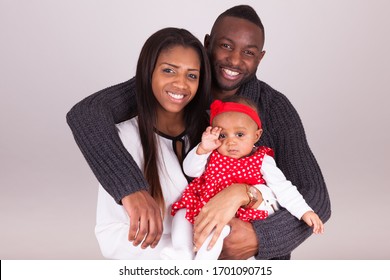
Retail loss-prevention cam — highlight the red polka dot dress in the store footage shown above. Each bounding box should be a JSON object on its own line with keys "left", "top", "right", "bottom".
{"left": 171, "top": 146, "right": 274, "bottom": 223}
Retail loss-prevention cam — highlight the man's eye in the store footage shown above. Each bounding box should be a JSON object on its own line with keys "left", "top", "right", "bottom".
{"left": 221, "top": 43, "right": 232, "bottom": 50}
{"left": 244, "top": 50, "right": 255, "bottom": 56}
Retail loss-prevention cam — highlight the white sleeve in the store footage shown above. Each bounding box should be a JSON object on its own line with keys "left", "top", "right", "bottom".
{"left": 183, "top": 144, "right": 212, "bottom": 177}
{"left": 260, "top": 155, "right": 313, "bottom": 219}
{"left": 253, "top": 184, "right": 277, "bottom": 209}
{"left": 95, "top": 185, "right": 172, "bottom": 259}
{"left": 253, "top": 183, "right": 281, "bottom": 216}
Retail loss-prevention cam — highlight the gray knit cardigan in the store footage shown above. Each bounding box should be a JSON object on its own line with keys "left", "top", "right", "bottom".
{"left": 66, "top": 76, "right": 331, "bottom": 260}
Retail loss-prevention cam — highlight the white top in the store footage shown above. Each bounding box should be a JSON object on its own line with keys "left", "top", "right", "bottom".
{"left": 183, "top": 145, "right": 313, "bottom": 220}
{"left": 95, "top": 117, "right": 189, "bottom": 259}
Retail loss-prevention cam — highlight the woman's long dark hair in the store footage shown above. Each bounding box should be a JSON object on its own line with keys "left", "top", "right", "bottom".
{"left": 135, "top": 27, "right": 211, "bottom": 214}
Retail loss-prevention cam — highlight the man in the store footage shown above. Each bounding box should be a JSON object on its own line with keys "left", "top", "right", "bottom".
{"left": 67, "top": 5, "right": 331, "bottom": 259}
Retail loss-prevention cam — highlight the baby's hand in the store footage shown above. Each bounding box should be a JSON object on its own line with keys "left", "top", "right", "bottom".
{"left": 301, "top": 211, "right": 324, "bottom": 234}
{"left": 197, "top": 126, "right": 222, "bottom": 154}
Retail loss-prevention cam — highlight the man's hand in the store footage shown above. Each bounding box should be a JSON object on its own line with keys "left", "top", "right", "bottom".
{"left": 219, "top": 217, "right": 258, "bottom": 259}
{"left": 121, "top": 190, "right": 163, "bottom": 249}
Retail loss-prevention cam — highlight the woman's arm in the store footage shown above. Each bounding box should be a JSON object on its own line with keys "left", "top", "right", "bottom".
{"left": 192, "top": 183, "right": 250, "bottom": 252}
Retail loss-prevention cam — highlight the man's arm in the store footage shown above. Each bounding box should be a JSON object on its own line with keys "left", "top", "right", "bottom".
{"left": 96, "top": 186, "right": 163, "bottom": 259}
{"left": 66, "top": 78, "right": 149, "bottom": 202}
{"left": 252, "top": 86, "right": 331, "bottom": 259}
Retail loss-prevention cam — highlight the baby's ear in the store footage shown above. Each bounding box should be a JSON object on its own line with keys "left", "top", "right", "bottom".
{"left": 255, "top": 129, "right": 263, "bottom": 142}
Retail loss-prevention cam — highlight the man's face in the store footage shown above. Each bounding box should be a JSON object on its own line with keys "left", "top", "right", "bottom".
{"left": 205, "top": 16, "right": 265, "bottom": 93}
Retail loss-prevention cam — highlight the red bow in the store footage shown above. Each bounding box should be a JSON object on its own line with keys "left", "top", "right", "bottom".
{"left": 210, "top": 100, "right": 262, "bottom": 128}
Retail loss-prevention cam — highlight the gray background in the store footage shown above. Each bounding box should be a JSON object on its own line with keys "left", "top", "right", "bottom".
{"left": 1, "top": 0, "right": 389, "bottom": 259}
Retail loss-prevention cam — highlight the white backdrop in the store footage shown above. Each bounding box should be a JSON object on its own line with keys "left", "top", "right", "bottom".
{"left": 1, "top": 0, "right": 389, "bottom": 259}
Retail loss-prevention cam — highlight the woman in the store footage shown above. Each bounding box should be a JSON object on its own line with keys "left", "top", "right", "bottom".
{"left": 95, "top": 27, "right": 211, "bottom": 259}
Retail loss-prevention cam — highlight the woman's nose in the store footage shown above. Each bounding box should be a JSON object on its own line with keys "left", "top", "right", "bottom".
{"left": 172, "top": 74, "right": 188, "bottom": 90}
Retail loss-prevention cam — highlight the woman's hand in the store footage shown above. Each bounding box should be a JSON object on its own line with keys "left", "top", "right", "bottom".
{"left": 121, "top": 190, "right": 163, "bottom": 249}
{"left": 193, "top": 184, "right": 249, "bottom": 251}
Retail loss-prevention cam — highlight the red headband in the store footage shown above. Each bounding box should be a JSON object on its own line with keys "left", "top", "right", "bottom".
{"left": 210, "top": 100, "right": 262, "bottom": 128}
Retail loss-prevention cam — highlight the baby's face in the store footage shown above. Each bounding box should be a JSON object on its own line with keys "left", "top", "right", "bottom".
{"left": 213, "top": 111, "right": 262, "bottom": 159}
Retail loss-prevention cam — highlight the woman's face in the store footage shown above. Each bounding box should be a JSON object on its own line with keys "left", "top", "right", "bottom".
{"left": 152, "top": 45, "right": 201, "bottom": 114}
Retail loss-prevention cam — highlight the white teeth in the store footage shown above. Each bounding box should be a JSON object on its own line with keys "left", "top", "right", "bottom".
{"left": 223, "top": 68, "right": 239, "bottom": 76}
{"left": 168, "top": 92, "right": 184, "bottom": 100}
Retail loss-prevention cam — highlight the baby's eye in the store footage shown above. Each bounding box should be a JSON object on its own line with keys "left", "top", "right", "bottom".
{"left": 219, "top": 134, "right": 226, "bottom": 139}
{"left": 236, "top": 132, "right": 244, "bottom": 137}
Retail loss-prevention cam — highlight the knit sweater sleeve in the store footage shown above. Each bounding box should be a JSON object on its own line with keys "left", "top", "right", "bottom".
{"left": 66, "top": 78, "right": 148, "bottom": 204}
{"left": 245, "top": 80, "right": 331, "bottom": 259}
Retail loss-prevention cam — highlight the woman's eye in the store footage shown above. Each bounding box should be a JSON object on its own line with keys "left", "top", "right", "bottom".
{"left": 163, "top": 68, "right": 174, "bottom": 74}
{"left": 188, "top": 73, "right": 198, "bottom": 80}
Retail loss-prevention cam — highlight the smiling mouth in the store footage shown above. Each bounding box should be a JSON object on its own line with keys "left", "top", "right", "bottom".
{"left": 222, "top": 68, "right": 240, "bottom": 77}
{"left": 167, "top": 91, "right": 185, "bottom": 100}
